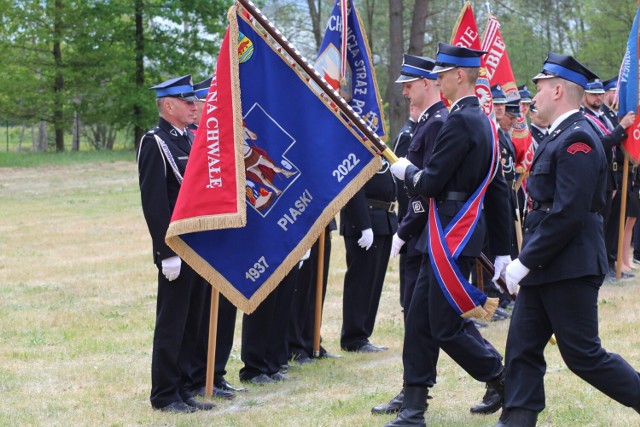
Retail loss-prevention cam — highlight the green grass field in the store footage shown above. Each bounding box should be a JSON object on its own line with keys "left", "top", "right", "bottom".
{"left": 1, "top": 156, "right": 640, "bottom": 426}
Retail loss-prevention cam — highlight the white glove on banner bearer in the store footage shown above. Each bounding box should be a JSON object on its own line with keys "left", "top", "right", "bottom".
{"left": 505, "top": 258, "right": 530, "bottom": 296}
{"left": 390, "top": 157, "right": 412, "bottom": 180}
{"left": 358, "top": 228, "right": 374, "bottom": 251}
{"left": 161, "top": 256, "right": 181, "bottom": 281}
{"left": 390, "top": 233, "right": 405, "bottom": 258}
{"left": 492, "top": 255, "right": 511, "bottom": 285}
{"left": 298, "top": 249, "right": 311, "bottom": 269}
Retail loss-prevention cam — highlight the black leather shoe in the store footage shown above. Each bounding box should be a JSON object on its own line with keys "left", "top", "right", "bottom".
{"left": 216, "top": 378, "right": 248, "bottom": 393}
{"left": 185, "top": 397, "right": 215, "bottom": 411}
{"left": 240, "top": 373, "right": 275, "bottom": 385}
{"left": 317, "top": 351, "right": 341, "bottom": 359}
{"left": 494, "top": 408, "right": 538, "bottom": 426}
{"left": 372, "top": 389, "right": 404, "bottom": 415}
{"left": 470, "top": 384, "right": 502, "bottom": 414}
{"left": 383, "top": 386, "right": 428, "bottom": 427}
{"left": 213, "top": 387, "right": 235, "bottom": 400}
{"left": 293, "top": 354, "right": 314, "bottom": 364}
{"left": 344, "top": 343, "right": 388, "bottom": 353}
{"left": 270, "top": 371, "right": 293, "bottom": 382}
{"left": 158, "top": 401, "right": 199, "bottom": 413}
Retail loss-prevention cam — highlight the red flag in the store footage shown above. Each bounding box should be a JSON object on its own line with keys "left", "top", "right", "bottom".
{"left": 167, "top": 23, "right": 247, "bottom": 235}
{"left": 481, "top": 15, "right": 534, "bottom": 172}
{"left": 449, "top": 2, "right": 493, "bottom": 117}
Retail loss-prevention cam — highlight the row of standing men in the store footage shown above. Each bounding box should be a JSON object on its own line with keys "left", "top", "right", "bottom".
{"left": 136, "top": 73, "right": 400, "bottom": 413}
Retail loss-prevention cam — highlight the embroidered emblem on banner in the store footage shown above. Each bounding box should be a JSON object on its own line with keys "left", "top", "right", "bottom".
{"left": 243, "top": 104, "right": 299, "bottom": 215}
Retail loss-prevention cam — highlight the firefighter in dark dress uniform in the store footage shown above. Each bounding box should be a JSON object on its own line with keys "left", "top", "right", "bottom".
{"left": 372, "top": 54, "right": 447, "bottom": 416}
{"left": 339, "top": 158, "right": 398, "bottom": 353}
{"left": 393, "top": 109, "right": 417, "bottom": 309}
{"left": 137, "top": 75, "right": 215, "bottom": 413}
{"left": 387, "top": 44, "right": 512, "bottom": 426}
{"left": 496, "top": 53, "right": 640, "bottom": 426}
{"left": 581, "top": 79, "right": 636, "bottom": 278}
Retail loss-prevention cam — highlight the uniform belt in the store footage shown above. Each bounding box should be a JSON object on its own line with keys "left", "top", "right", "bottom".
{"left": 527, "top": 199, "right": 553, "bottom": 213}
{"left": 437, "top": 191, "right": 467, "bottom": 202}
{"left": 367, "top": 198, "right": 398, "bottom": 213}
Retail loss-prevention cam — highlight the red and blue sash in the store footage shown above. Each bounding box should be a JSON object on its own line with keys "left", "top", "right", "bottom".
{"left": 583, "top": 113, "right": 611, "bottom": 136}
{"left": 427, "top": 117, "right": 500, "bottom": 321}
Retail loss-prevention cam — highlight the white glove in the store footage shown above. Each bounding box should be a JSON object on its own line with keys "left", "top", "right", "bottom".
{"left": 390, "top": 157, "right": 412, "bottom": 181}
{"left": 492, "top": 255, "right": 511, "bottom": 285}
{"left": 357, "top": 228, "right": 374, "bottom": 251}
{"left": 298, "top": 249, "right": 311, "bottom": 269}
{"left": 505, "top": 258, "right": 530, "bottom": 295}
{"left": 161, "top": 256, "right": 182, "bottom": 281}
{"left": 390, "top": 233, "right": 405, "bottom": 258}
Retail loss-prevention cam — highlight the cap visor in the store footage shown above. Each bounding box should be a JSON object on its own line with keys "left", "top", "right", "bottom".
{"left": 531, "top": 72, "right": 555, "bottom": 84}
{"left": 432, "top": 65, "right": 455, "bottom": 74}
{"left": 395, "top": 75, "right": 419, "bottom": 83}
{"left": 585, "top": 90, "right": 605, "bottom": 94}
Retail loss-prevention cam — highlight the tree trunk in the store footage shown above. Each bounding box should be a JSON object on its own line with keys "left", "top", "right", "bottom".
{"left": 38, "top": 121, "right": 48, "bottom": 152}
{"left": 386, "top": 0, "right": 405, "bottom": 140}
{"left": 53, "top": 0, "right": 64, "bottom": 152}
{"left": 72, "top": 111, "right": 80, "bottom": 151}
{"left": 306, "top": 0, "right": 322, "bottom": 51}
{"left": 408, "top": 0, "right": 428, "bottom": 56}
{"left": 134, "top": 0, "right": 145, "bottom": 151}
{"left": 18, "top": 124, "right": 26, "bottom": 152}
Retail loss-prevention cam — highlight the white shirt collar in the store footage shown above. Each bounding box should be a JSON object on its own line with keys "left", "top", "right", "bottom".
{"left": 548, "top": 109, "right": 579, "bottom": 134}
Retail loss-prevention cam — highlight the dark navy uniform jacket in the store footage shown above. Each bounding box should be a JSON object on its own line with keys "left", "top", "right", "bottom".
{"left": 137, "top": 117, "right": 193, "bottom": 265}
{"left": 404, "top": 96, "right": 511, "bottom": 257}
{"left": 520, "top": 111, "right": 608, "bottom": 285}
{"left": 529, "top": 124, "right": 547, "bottom": 150}
{"left": 393, "top": 118, "right": 416, "bottom": 229}
{"left": 582, "top": 106, "right": 627, "bottom": 192}
{"left": 397, "top": 101, "right": 447, "bottom": 256}
{"left": 340, "top": 159, "right": 398, "bottom": 237}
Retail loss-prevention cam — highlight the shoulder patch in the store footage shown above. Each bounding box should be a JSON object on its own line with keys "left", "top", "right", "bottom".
{"left": 566, "top": 142, "right": 591, "bottom": 155}
{"left": 412, "top": 170, "right": 423, "bottom": 188}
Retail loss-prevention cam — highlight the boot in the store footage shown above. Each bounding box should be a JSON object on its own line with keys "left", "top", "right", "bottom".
{"left": 470, "top": 383, "right": 502, "bottom": 414}
{"left": 372, "top": 388, "right": 404, "bottom": 415}
{"left": 494, "top": 408, "right": 538, "bottom": 427}
{"left": 383, "top": 386, "right": 428, "bottom": 427}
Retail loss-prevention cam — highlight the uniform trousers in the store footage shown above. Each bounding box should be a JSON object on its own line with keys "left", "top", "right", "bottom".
{"left": 288, "top": 234, "right": 331, "bottom": 359}
{"left": 401, "top": 248, "right": 423, "bottom": 321}
{"left": 403, "top": 256, "right": 503, "bottom": 387}
{"left": 240, "top": 268, "right": 298, "bottom": 379}
{"left": 341, "top": 234, "right": 392, "bottom": 350}
{"left": 150, "top": 263, "right": 208, "bottom": 408}
{"left": 187, "top": 285, "right": 237, "bottom": 391}
{"left": 504, "top": 277, "right": 640, "bottom": 412}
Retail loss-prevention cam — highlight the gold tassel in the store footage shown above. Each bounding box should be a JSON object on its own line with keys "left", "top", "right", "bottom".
{"left": 461, "top": 297, "right": 499, "bottom": 323}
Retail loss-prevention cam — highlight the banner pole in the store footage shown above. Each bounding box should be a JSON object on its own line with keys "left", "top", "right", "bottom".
{"left": 235, "top": 0, "right": 397, "bottom": 164}
{"left": 616, "top": 154, "right": 630, "bottom": 280}
{"left": 205, "top": 289, "right": 220, "bottom": 398}
{"left": 313, "top": 231, "right": 326, "bottom": 357}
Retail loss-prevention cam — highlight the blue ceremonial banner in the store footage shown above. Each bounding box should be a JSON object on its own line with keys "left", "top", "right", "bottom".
{"left": 315, "top": 0, "right": 387, "bottom": 141}
{"left": 619, "top": 6, "right": 639, "bottom": 118}
{"left": 166, "top": 5, "right": 381, "bottom": 314}
{"left": 618, "top": 5, "right": 640, "bottom": 164}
